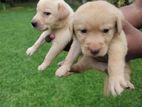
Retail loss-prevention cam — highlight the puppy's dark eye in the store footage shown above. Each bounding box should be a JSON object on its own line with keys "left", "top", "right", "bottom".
{"left": 102, "top": 29, "right": 109, "bottom": 33}
{"left": 80, "top": 29, "right": 88, "bottom": 33}
{"left": 43, "top": 12, "right": 51, "bottom": 16}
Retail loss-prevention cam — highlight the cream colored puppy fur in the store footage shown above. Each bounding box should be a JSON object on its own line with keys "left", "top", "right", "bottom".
{"left": 56, "top": 1, "right": 134, "bottom": 96}
{"left": 26, "top": 0, "right": 74, "bottom": 71}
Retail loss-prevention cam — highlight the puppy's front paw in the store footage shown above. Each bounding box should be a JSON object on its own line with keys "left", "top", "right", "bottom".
{"left": 108, "top": 76, "right": 127, "bottom": 96}
{"left": 38, "top": 63, "right": 48, "bottom": 71}
{"left": 26, "top": 47, "right": 36, "bottom": 56}
{"left": 55, "top": 65, "right": 70, "bottom": 77}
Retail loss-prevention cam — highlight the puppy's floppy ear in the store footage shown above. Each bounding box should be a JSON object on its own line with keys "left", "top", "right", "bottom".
{"left": 115, "top": 16, "right": 122, "bottom": 35}
{"left": 58, "top": 3, "right": 70, "bottom": 20}
{"left": 69, "top": 18, "right": 76, "bottom": 36}
{"left": 115, "top": 12, "right": 124, "bottom": 35}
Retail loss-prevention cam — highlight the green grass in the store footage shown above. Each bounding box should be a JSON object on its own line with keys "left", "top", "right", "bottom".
{"left": 0, "top": 6, "right": 142, "bottom": 107}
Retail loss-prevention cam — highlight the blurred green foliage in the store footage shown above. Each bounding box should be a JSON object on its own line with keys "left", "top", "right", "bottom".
{"left": 65, "top": 0, "right": 134, "bottom": 8}
{"left": 0, "top": 0, "right": 134, "bottom": 10}
{"left": 67, "top": 0, "right": 134, "bottom": 7}
{"left": 108, "top": 0, "right": 133, "bottom": 7}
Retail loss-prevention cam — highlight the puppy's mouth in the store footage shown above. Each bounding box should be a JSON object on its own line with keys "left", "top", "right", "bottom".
{"left": 91, "top": 51, "right": 107, "bottom": 57}
{"left": 90, "top": 53, "right": 100, "bottom": 57}
{"left": 37, "top": 26, "right": 49, "bottom": 31}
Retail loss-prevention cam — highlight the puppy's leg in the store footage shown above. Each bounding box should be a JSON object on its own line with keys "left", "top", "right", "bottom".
{"left": 71, "top": 57, "right": 107, "bottom": 73}
{"left": 38, "top": 42, "right": 66, "bottom": 71}
{"left": 108, "top": 56, "right": 126, "bottom": 96}
{"left": 26, "top": 31, "right": 49, "bottom": 56}
{"left": 108, "top": 33, "right": 128, "bottom": 96}
{"left": 55, "top": 37, "right": 81, "bottom": 77}
{"left": 61, "top": 56, "right": 107, "bottom": 77}
{"left": 70, "top": 56, "right": 92, "bottom": 73}
{"left": 57, "top": 56, "right": 92, "bottom": 76}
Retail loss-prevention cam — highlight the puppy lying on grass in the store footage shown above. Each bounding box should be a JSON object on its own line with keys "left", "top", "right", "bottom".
{"left": 26, "top": 0, "right": 74, "bottom": 71}
{"left": 56, "top": 1, "right": 134, "bottom": 96}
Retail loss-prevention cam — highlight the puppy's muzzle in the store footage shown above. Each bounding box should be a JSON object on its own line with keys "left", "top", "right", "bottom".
{"left": 31, "top": 21, "right": 37, "bottom": 28}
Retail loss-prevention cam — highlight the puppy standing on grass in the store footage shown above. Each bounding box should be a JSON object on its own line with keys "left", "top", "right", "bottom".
{"left": 26, "top": 0, "right": 74, "bottom": 71}
{"left": 56, "top": 1, "right": 134, "bottom": 96}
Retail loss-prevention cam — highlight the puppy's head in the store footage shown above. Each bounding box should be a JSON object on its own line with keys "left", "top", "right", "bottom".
{"left": 73, "top": 1, "right": 124, "bottom": 57}
{"left": 31, "top": 0, "right": 70, "bottom": 31}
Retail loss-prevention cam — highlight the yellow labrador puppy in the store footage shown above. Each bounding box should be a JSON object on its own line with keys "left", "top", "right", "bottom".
{"left": 56, "top": 1, "right": 134, "bottom": 96}
{"left": 26, "top": 0, "right": 74, "bottom": 71}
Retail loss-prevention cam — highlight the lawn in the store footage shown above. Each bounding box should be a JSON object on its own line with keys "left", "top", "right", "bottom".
{"left": 0, "top": 5, "right": 142, "bottom": 107}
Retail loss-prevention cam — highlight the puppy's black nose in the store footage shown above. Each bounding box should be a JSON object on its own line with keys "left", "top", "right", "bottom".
{"left": 31, "top": 22, "right": 37, "bottom": 27}
{"left": 90, "top": 49, "right": 100, "bottom": 55}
